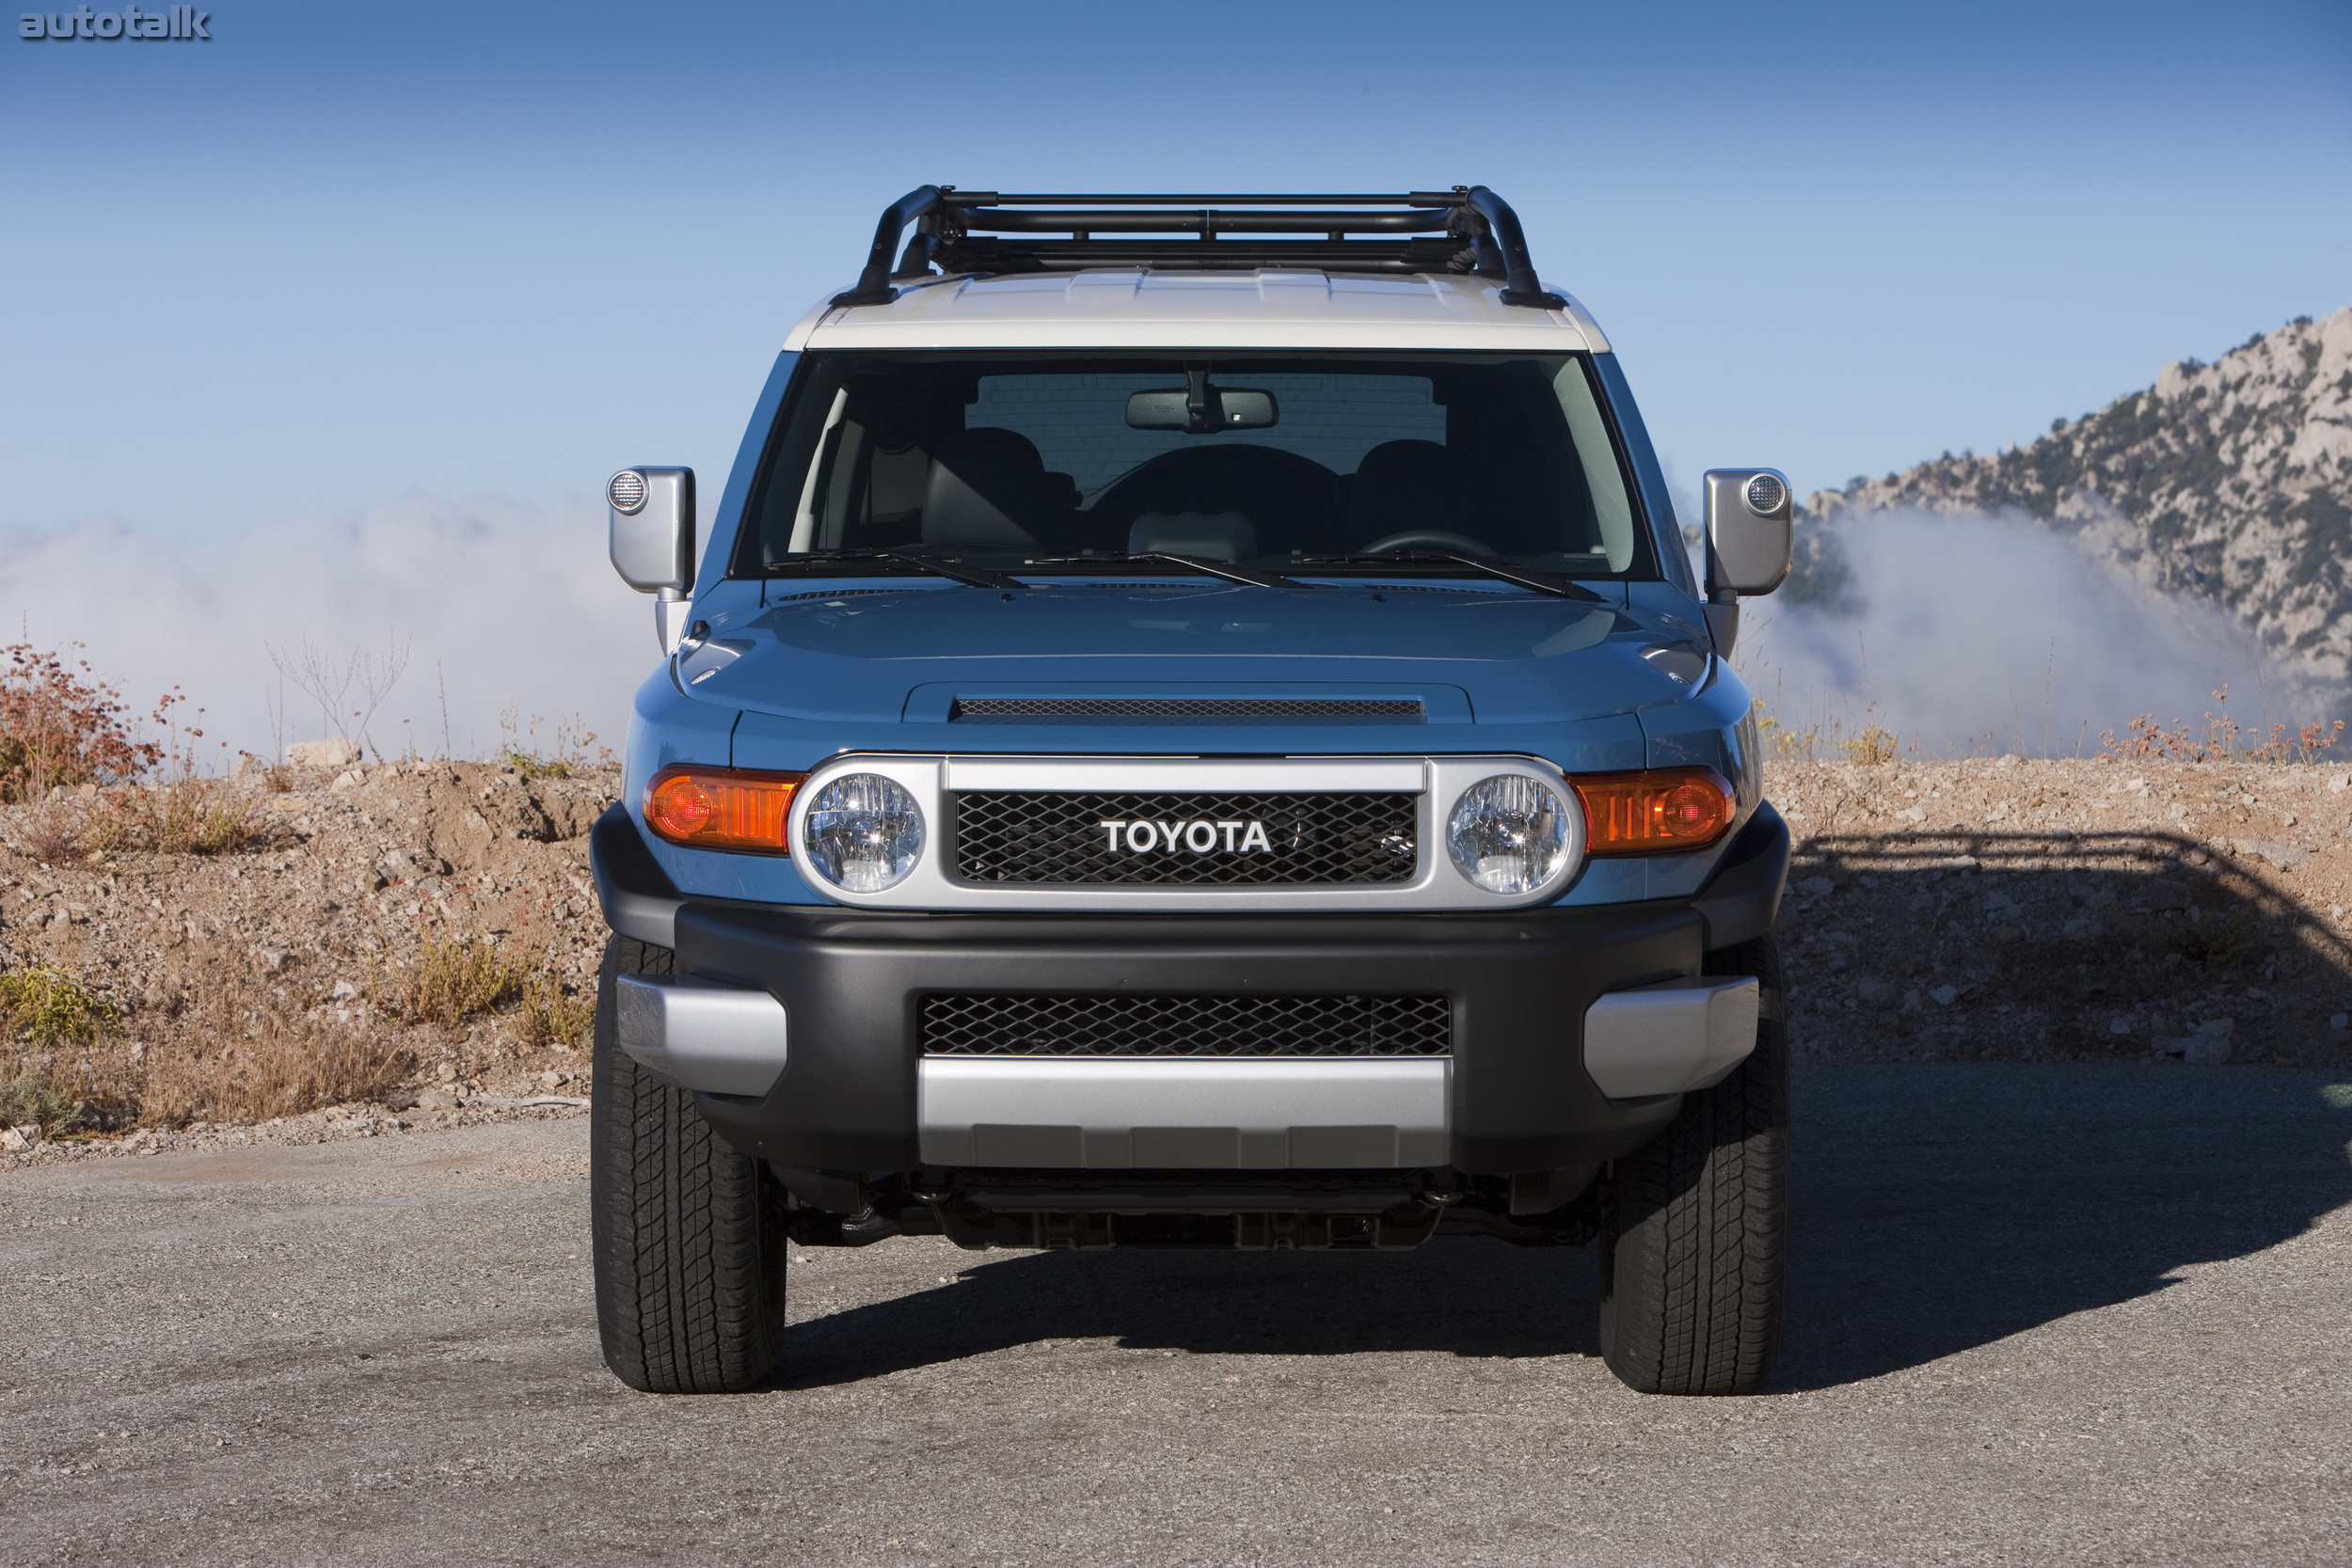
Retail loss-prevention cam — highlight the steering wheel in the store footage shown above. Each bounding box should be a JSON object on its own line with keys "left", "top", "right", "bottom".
{"left": 1360, "top": 531, "right": 1501, "bottom": 558}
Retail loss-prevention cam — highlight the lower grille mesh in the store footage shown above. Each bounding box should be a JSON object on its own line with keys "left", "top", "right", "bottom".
{"left": 920, "top": 993, "right": 1453, "bottom": 1057}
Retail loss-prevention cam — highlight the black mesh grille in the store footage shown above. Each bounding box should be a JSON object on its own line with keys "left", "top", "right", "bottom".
{"left": 951, "top": 697, "right": 1422, "bottom": 722}
{"left": 953, "top": 791, "right": 1417, "bottom": 884}
{"left": 921, "top": 993, "right": 1452, "bottom": 1057}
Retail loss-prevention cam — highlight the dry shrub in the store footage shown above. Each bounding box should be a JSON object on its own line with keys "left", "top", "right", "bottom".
{"left": 1842, "top": 722, "right": 1899, "bottom": 766}
{"left": 0, "top": 643, "right": 167, "bottom": 803}
{"left": 517, "top": 967, "right": 594, "bottom": 1051}
{"left": 2, "top": 949, "right": 413, "bottom": 1131}
{"left": 14, "top": 808, "right": 86, "bottom": 863}
{"left": 85, "top": 781, "right": 262, "bottom": 856}
{"left": 0, "top": 963, "right": 116, "bottom": 1048}
{"left": 0, "top": 1066, "right": 79, "bottom": 1135}
{"left": 134, "top": 1018, "right": 412, "bottom": 1128}
{"left": 401, "top": 935, "right": 524, "bottom": 1026}
{"left": 2102, "top": 689, "right": 2346, "bottom": 765}
{"left": 2147, "top": 905, "right": 2262, "bottom": 968}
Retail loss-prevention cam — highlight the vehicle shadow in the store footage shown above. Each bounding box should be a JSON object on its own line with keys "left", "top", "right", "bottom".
{"left": 777, "top": 830, "right": 2352, "bottom": 1393}
{"left": 775, "top": 1237, "right": 1601, "bottom": 1389}
{"left": 1775, "top": 1061, "right": 2352, "bottom": 1387}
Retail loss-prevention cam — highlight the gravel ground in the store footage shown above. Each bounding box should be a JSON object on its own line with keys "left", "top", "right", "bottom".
{"left": 5, "top": 1063, "right": 2348, "bottom": 1567}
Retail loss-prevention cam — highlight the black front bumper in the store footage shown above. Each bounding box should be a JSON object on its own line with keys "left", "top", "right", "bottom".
{"left": 591, "top": 802, "right": 1788, "bottom": 1176}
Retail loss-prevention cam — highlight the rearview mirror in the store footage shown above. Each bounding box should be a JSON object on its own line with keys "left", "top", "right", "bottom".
{"left": 1126, "top": 375, "right": 1278, "bottom": 434}
{"left": 1698, "top": 468, "right": 1792, "bottom": 657}
{"left": 608, "top": 466, "right": 696, "bottom": 652}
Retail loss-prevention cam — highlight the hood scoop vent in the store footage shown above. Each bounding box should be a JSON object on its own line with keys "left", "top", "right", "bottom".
{"left": 950, "top": 697, "right": 1424, "bottom": 725}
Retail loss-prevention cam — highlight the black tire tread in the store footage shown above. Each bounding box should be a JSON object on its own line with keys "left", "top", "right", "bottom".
{"left": 1598, "top": 935, "right": 1788, "bottom": 1396}
{"left": 591, "top": 935, "right": 786, "bottom": 1394}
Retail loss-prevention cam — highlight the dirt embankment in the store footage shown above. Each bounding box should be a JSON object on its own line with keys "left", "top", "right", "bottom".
{"left": 1, "top": 761, "right": 620, "bottom": 1163}
{"left": 5, "top": 754, "right": 2351, "bottom": 1170}
{"left": 1772, "top": 757, "right": 2352, "bottom": 1066}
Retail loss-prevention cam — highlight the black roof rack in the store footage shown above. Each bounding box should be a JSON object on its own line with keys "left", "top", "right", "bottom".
{"left": 829, "top": 186, "right": 1568, "bottom": 312}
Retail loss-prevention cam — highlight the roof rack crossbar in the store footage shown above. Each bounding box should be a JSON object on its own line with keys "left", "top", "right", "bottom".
{"left": 831, "top": 185, "right": 1566, "bottom": 310}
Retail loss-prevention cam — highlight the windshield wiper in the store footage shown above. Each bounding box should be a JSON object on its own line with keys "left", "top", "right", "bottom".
{"left": 1024, "top": 551, "right": 1315, "bottom": 590}
{"left": 778, "top": 546, "right": 1031, "bottom": 591}
{"left": 1291, "top": 551, "right": 1603, "bottom": 601}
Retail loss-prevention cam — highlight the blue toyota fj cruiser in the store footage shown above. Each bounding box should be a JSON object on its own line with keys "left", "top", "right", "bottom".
{"left": 592, "top": 186, "right": 1794, "bottom": 1398}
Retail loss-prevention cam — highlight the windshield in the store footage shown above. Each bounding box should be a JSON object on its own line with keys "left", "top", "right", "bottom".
{"left": 731, "top": 353, "right": 1657, "bottom": 580}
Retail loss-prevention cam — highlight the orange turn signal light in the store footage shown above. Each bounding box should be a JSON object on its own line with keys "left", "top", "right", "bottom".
{"left": 1573, "top": 768, "right": 1738, "bottom": 857}
{"left": 643, "top": 766, "right": 806, "bottom": 854}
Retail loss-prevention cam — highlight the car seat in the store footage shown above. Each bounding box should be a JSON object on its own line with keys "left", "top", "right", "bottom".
{"left": 923, "top": 427, "right": 1052, "bottom": 548}
{"left": 1346, "top": 439, "right": 1467, "bottom": 546}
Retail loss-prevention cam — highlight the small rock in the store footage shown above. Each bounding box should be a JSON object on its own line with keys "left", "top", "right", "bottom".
{"left": 1942, "top": 855, "right": 1979, "bottom": 872}
{"left": 418, "top": 1088, "right": 462, "bottom": 1111}
{"left": 2247, "top": 841, "right": 2308, "bottom": 871}
{"left": 2329, "top": 1013, "right": 2347, "bottom": 1032}
{"left": 2108, "top": 1016, "right": 2134, "bottom": 1036}
{"left": 330, "top": 769, "right": 364, "bottom": 792}
{"left": 251, "top": 947, "right": 288, "bottom": 974}
{"left": 330, "top": 979, "right": 359, "bottom": 1001}
{"left": 2183, "top": 1018, "right": 2234, "bottom": 1066}
{"left": 2062, "top": 917, "right": 2096, "bottom": 938}
{"left": 1, "top": 1127, "right": 31, "bottom": 1153}
{"left": 2145, "top": 879, "right": 2192, "bottom": 911}
{"left": 287, "top": 737, "right": 361, "bottom": 768}
{"left": 1899, "top": 806, "right": 1927, "bottom": 824}
{"left": 1931, "top": 984, "right": 1961, "bottom": 1007}
{"left": 2158, "top": 1018, "right": 2234, "bottom": 1063}
{"left": 1796, "top": 876, "right": 1835, "bottom": 898}
{"left": 1855, "top": 975, "right": 1894, "bottom": 1003}
{"left": 1987, "top": 924, "right": 2024, "bottom": 944}
{"left": 2328, "top": 773, "right": 2349, "bottom": 792}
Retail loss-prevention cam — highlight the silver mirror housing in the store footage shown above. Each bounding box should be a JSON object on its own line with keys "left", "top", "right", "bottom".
{"left": 1701, "top": 468, "right": 1792, "bottom": 598}
{"left": 609, "top": 467, "right": 696, "bottom": 596}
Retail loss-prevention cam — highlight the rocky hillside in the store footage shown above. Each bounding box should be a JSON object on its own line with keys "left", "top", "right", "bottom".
{"left": 1805, "top": 307, "right": 2352, "bottom": 686}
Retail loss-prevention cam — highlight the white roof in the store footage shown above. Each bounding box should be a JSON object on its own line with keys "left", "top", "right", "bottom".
{"left": 785, "top": 270, "right": 1611, "bottom": 355}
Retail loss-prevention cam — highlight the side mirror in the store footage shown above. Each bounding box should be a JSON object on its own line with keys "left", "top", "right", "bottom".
{"left": 608, "top": 467, "right": 696, "bottom": 652}
{"left": 1698, "top": 468, "right": 1792, "bottom": 657}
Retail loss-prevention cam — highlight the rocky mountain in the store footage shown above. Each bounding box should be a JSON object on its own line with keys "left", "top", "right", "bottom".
{"left": 1802, "top": 307, "right": 2352, "bottom": 687}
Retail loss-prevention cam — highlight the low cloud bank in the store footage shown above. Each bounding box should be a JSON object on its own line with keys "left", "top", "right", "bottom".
{"left": 8, "top": 496, "right": 2338, "bottom": 774}
{"left": 1730, "top": 507, "right": 2344, "bottom": 756}
{"left": 0, "top": 496, "right": 653, "bottom": 768}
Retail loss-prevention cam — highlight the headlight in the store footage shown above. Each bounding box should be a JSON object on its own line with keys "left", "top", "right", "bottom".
{"left": 1446, "top": 774, "right": 1572, "bottom": 895}
{"left": 801, "top": 773, "right": 925, "bottom": 893}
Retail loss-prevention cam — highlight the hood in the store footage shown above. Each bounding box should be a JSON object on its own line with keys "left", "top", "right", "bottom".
{"left": 675, "top": 580, "right": 1714, "bottom": 725}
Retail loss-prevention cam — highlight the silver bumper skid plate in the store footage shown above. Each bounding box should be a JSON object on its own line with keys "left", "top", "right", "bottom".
{"left": 1581, "top": 975, "right": 1760, "bottom": 1099}
{"left": 918, "top": 1055, "right": 1452, "bottom": 1170}
{"left": 613, "top": 974, "right": 789, "bottom": 1099}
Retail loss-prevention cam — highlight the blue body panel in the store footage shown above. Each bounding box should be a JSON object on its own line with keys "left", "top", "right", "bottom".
{"left": 626, "top": 574, "right": 1757, "bottom": 910}
{"left": 623, "top": 347, "right": 1757, "bottom": 913}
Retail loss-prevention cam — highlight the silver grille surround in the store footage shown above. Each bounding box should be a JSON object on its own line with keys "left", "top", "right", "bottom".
{"left": 785, "top": 752, "right": 1585, "bottom": 912}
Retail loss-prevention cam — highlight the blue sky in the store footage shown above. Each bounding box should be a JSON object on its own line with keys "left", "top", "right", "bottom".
{"left": 5, "top": 0, "right": 2349, "bottom": 541}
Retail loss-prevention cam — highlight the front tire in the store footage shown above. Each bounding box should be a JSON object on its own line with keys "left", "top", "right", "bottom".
{"left": 591, "top": 935, "right": 787, "bottom": 1394}
{"left": 1597, "top": 935, "right": 1788, "bottom": 1396}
